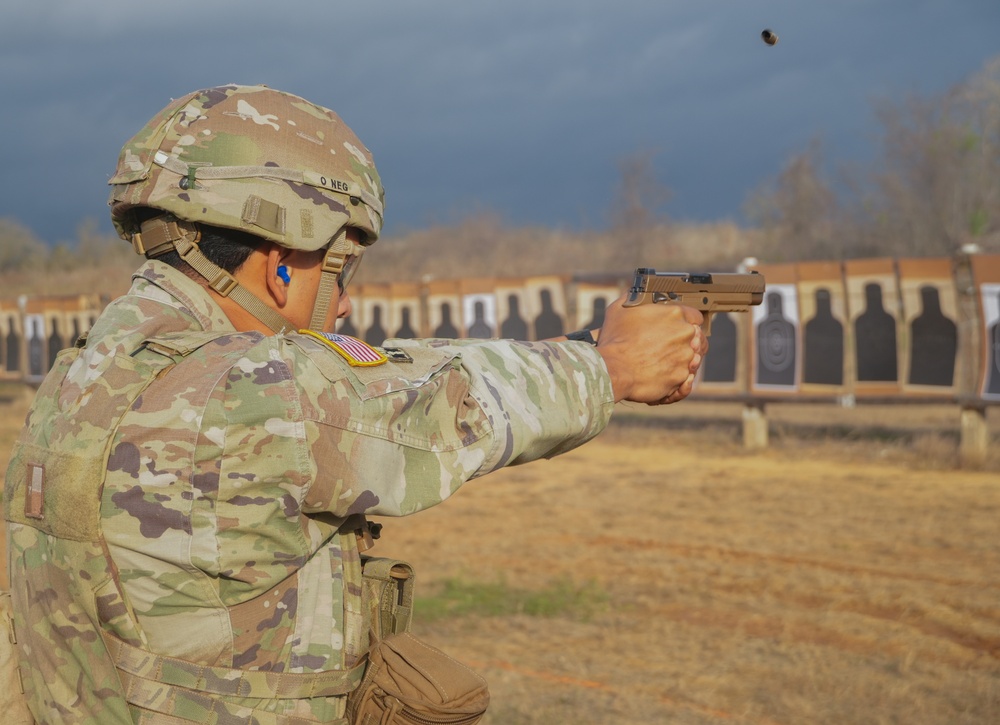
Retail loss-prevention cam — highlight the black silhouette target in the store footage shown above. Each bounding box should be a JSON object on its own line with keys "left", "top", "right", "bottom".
{"left": 364, "top": 305, "right": 387, "bottom": 346}
{"left": 989, "top": 319, "right": 1000, "bottom": 395}
{"left": 500, "top": 294, "right": 529, "bottom": 340}
{"left": 463, "top": 294, "right": 496, "bottom": 339}
{"left": 983, "top": 285, "right": 1000, "bottom": 398}
{"left": 907, "top": 285, "right": 957, "bottom": 387}
{"left": 755, "top": 288, "right": 798, "bottom": 387}
{"left": 854, "top": 281, "right": 898, "bottom": 382}
{"left": 433, "top": 301, "right": 460, "bottom": 338}
{"left": 803, "top": 288, "right": 844, "bottom": 386}
{"left": 702, "top": 311, "right": 737, "bottom": 383}
{"left": 761, "top": 318, "right": 794, "bottom": 370}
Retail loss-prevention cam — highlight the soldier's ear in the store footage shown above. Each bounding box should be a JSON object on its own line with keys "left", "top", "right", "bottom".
{"left": 264, "top": 246, "right": 289, "bottom": 307}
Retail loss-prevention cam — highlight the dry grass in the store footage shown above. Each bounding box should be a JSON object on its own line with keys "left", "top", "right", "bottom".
{"left": 370, "top": 407, "right": 1000, "bottom": 724}
{"left": 1, "top": 394, "right": 998, "bottom": 724}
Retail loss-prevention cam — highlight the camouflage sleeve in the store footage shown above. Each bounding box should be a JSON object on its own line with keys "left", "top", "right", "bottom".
{"left": 402, "top": 338, "right": 615, "bottom": 468}
{"left": 289, "top": 336, "right": 614, "bottom": 517}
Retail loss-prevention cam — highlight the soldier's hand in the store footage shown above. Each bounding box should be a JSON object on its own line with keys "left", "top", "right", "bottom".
{"left": 595, "top": 297, "right": 707, "bottom": 405}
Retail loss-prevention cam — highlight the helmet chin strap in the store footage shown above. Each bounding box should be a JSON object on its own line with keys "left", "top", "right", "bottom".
{"left": 308, "top": 228, "right": 352, "bottom": 332}
{"left": 134, "top": 215, "right": 297, "bottom": 334}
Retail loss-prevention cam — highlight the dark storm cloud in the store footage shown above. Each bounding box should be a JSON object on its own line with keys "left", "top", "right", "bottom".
{"left": 1, "top": 0, "right": 998, "bottom": 244}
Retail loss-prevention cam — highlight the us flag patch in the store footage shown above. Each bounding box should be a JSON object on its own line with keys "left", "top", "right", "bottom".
{"left": 299, "top": 329, "right": 388, "bottom": 366}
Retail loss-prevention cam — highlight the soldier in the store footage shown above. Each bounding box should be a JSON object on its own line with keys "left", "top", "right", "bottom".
{"left": 3, "top": 84, "right": 706, "bottom": 724}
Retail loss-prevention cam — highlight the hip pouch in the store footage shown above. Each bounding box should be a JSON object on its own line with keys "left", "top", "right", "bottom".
{"left": 347, "top": 557, "right": 489, "bottom": 725}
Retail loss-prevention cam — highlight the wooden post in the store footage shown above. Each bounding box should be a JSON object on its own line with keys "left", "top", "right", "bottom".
{"left": 742, "top": 401, "right": 768, "bottom": 450}
{"left": 959, "top": 405, "right": 990, "bottom": 468}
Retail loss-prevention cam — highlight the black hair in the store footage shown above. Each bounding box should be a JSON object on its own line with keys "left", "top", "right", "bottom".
{"left": 157, "top": 224, "right": 261, "bottom": 276}
{"left": 126, "top": 207, "right": 262, "bottom": 276}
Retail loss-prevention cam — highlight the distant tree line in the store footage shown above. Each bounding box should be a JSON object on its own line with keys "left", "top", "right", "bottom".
{"left": 0, "top": 219, "right": 132, "bottom": 275}
{"left": 744, "top": 56, "right": 1000, "bottom": 262}
{"left": 0, "top": 218, "right": 136, "bottom": 297}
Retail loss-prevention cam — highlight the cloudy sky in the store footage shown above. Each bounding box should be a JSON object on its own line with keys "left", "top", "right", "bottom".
{"left": 2, "top": 0, "right": 998, "bottom": 244}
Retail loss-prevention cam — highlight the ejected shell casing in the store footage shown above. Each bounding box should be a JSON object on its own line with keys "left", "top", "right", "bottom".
{"left": 761, "top": 29, "right": 778, "bottom": 45}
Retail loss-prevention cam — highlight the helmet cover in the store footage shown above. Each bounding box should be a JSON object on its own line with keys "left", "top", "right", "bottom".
{"left": 109, "top": 84, "right": 384, "bottom": 251}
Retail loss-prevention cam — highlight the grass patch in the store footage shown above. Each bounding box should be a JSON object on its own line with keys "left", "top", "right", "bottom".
{"left": 415, "top": 576, "right": 608, "bottom": 623}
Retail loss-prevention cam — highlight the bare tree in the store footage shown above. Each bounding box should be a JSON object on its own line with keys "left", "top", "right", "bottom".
{"left": 609, "top": 150, "right": 672, "bottom": 267}
{"left": 0, "top": 217, "right": 47, "bottom": 272}
{"left": 73, "top": 219, "right": 134, "bottom": 268}
{"left": 745, "top": 55, "right": 1000, "bottom": 261}
{"left": 953, "top": 56, "right": 1000, "bottom": 252}
{"left": 859, "top": 56, "right": 1000, "bottom": 256}
{"left": 743, "top": 138, "right": 839, "bottom": 261}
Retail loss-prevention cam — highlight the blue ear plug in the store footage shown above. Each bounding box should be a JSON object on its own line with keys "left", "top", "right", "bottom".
{"left": 277, "top": 265, "right": 291, "bottom": 284}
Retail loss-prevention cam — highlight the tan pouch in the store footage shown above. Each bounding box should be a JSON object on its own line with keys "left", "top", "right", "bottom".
{"left": 360, "top": 556, "right": 415, "bottom": 640}
{"left": 1, "top": 591, "right": 36, "bottom": 725}
{"left": 345, "top": 632, "right": 489, "bottom": 725}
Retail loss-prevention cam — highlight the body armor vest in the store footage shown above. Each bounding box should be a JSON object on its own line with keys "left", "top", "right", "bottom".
{"left": 4, "top": 332, "right": 365, "bottom": 724}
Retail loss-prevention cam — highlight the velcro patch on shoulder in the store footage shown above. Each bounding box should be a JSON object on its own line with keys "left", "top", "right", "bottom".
{"left": 298, "top": 329, "right": 388, "bottom": 367}
{"left": 381, "top": 347, "right": 414, "bottom": 364}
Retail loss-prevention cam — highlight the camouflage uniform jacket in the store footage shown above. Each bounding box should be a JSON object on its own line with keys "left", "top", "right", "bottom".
{"left": 4, "top": 260, "right": 614, "bottom": 724}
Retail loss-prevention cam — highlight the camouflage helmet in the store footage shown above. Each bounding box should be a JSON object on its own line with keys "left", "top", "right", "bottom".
{"left": 108, "top": 84, "right": 384, "bottom": 334}
{"left": 109, "top": 84, "right": 384, "bottom": 248}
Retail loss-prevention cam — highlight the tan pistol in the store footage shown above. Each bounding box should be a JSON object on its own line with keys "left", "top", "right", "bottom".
{"left": 622, "top": 267, "right": 766, "bottom": 335}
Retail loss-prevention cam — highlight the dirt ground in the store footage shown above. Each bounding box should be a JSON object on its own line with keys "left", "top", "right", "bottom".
{"left": 2, "top": 396, "right": 999, "bottom": 724}
{"left": 371, "top": 403, "right": 1000, "bottom": 725}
